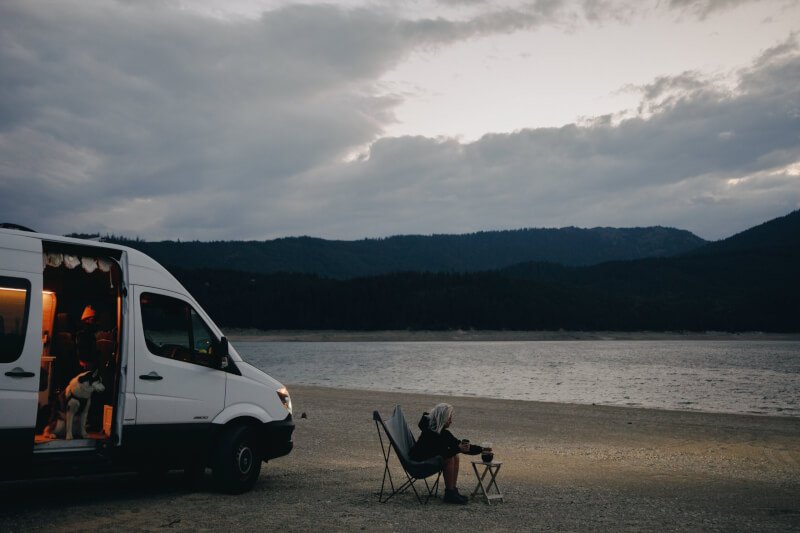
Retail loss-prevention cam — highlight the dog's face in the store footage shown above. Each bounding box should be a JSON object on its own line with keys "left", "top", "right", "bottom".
{"left": 74, "top": 369, "right": 105, "bottom": 394}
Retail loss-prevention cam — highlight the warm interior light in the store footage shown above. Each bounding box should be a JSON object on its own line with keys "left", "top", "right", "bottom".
{"left": 42, "top": 291, "right": 57, "bottom": 352}
{"left": 0, "top": 286, "right": 28, "bottom": 336}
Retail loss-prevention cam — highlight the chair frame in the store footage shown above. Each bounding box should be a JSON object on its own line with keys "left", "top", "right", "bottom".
{"left": 373, "top": 409, "right": 441, "bottom": 504}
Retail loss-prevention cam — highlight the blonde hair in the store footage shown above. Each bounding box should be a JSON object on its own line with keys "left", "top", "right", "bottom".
{"left": 428, "top": 403, "right": 453, "bottom": 434}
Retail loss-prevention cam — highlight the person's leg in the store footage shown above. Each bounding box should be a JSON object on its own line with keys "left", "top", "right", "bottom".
{"left": 443, "top": 456, "right": 457, "bottom": 490}
{"left": 443, "top": 455, "right": 468, "bottom": 504}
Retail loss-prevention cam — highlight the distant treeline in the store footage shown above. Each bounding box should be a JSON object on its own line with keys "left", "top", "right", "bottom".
{"left": 170, "top": 219, "right": 799, "bottom": 332}
{"left": 106, "top": 226, "right": 706, "bottom": 279}
{"left": 132, "top": 209, "right": 799, "bottom": 333}
{"left": 167, "top": 211, "right": 799, "bottom": 332}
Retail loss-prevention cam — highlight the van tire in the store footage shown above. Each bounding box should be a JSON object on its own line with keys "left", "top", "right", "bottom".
{"left": 212, "top": 424, "right": 262, "bottom": 494}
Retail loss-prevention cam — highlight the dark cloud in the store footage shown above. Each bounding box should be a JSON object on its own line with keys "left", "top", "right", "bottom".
{"left": 581, "top": 0, "right": 639, "bottom": 23}
{"left": 294, "top": 37, "right": 800, "bottom": 239}
{"left": 668, "top": 0, "right": 758, "bottom": 18}
{"left": 634, "top": 71, "right": 712, "bottom": 115}
{"left": 1, "top": 0, "right": 552, "bottom": 238}
{"left": 438, "top": 0, "right": 489, "bottom": 5}
{"left": 0, "top": 0, "right": 797, "bottom": 241}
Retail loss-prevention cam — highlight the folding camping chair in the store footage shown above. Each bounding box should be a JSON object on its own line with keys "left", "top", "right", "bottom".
{"left": 373, "top": 405, "right": 443, "bottom": 504}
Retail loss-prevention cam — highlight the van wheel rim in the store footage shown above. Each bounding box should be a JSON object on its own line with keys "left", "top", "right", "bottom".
{"left": 235, "top": 444, "right": 253, "bottom": 475}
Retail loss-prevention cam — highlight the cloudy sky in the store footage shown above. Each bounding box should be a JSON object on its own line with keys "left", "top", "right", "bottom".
{"left": 1, "top": 0, "right": 799, "bottom": 241}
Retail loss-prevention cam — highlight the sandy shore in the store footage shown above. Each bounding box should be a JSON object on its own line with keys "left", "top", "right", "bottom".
{"left": 225, "top": 329, "right": 800, "bottom": 342}
{"left": 2, "top": 385, "right": 799, "bottom": 531}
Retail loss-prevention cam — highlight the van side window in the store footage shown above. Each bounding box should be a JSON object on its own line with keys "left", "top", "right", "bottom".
{"left": 0, "top": 277, "right": 31, "bottom": 363}
{"left": 140, "top": 293, "right": 219, "bottom": 369}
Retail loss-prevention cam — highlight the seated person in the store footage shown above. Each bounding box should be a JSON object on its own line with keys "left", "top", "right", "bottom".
{"left": 75, "top": 305, "right": 99, "bottom": 370}
{"left": 410, "top": 403, "right": 481, "bottom": 504}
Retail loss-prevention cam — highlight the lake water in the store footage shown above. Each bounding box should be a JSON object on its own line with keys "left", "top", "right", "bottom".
{"left": 235, "top": 340, "right": 800, "bottom": 417}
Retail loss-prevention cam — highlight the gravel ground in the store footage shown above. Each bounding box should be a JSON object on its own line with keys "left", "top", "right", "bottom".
{"left": 1, "top": 385, "right": 799, "bottom": 532}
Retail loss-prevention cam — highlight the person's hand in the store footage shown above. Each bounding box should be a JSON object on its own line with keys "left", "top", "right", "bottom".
{"left": 459, "top": 442, "right": 470, "bottom": 453}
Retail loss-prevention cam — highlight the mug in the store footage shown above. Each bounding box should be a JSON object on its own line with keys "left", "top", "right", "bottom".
{"left": 481, "top": 442, "right": 494, "bottom": 463}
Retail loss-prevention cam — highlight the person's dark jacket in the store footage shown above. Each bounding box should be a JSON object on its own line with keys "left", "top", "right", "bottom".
{"left": 410, "top": 413, "right": 481, "bottom": 461}
{"left": 75, "top": 321, "right": 98, "bottom": 367}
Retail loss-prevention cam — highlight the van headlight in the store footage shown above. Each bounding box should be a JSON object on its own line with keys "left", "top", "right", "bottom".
{"left": 277, "top": 386, "right": 292, "bottom": 413}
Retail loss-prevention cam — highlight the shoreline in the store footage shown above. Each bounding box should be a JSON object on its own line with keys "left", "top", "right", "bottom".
{"left": 2, "top": 385, "right": 798, "bottom": 531}
{"left": 293, "top": 383, "right": 800, "bottom": 420}
{"left": 225, "top": 328, "right": 800, "bottom": 342}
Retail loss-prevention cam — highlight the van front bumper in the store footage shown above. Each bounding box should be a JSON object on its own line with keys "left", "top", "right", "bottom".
{"left": 260, "top": 415, "right": 294, "bottom": 460}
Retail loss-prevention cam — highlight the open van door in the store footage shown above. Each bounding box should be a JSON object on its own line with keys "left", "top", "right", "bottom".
{"left": 0, "top": 233, "right": 43, "bottom": 477}
{"left": 112, "top": 250, "right": 131, "bottom": 447}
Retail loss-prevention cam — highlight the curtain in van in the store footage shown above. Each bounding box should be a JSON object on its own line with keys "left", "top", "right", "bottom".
{"left": 44, "top": 253, "right": 113, "bottom": 273}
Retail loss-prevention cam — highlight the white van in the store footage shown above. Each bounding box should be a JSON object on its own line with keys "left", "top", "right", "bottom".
{"left": 0, "top": 226, "right": 294, "bottom": 493}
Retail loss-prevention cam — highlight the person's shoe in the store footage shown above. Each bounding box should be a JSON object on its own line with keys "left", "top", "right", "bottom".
{"left": 443, "top": 488, "right": 468, "bottom": 504}
{"left": 453, "top": 487, "right": 469, "bottom": 502}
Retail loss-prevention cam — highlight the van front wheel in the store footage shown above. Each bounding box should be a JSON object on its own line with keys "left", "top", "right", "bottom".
{"left": 212, "top": 425, "right": 262, "bottom": 494}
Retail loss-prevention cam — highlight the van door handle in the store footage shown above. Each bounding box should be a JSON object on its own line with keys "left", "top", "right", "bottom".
{"left": 139, "top": 372, "right": 163, "bottom": 381}
{"left": 5, "top": 367, "right": 35, "bottom": 378}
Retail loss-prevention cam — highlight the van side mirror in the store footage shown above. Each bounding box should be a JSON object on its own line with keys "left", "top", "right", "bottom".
{"left": 218, "top": 336, "right": 229, "bottom": 370}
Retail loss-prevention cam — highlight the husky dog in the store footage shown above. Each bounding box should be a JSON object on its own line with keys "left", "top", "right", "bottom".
{"left": 44, "top": 369, "right": 106, "bottom": 440}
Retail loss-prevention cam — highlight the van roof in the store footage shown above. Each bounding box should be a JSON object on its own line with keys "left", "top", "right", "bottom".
{"left": 0, "top": 227, "right": 188, "bottom": 295}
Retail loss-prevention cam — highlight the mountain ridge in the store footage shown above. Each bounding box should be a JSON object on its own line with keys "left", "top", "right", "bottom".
{"left": 688, "top": 209, "right": 800, "bottom": 256}
{"left": 169, "top": 210, "right": 799, "bottom": 332}
{"left": 102, "top": 225, "right": 706, "bottom": 279}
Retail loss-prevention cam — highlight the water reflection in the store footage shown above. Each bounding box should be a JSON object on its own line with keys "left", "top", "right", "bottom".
{"left": 237, "top": 340, "right": 800, "bottom": 417}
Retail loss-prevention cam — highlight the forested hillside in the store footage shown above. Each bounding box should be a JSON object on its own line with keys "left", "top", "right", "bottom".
{"left": 170, "top": 211, "right": 800, "bottom": 332}
{"left": 104, "top": 226, "right": 705, "bottom": 278}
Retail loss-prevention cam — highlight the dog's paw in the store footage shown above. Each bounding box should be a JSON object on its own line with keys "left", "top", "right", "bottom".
{"left": 66, "top": 434, "right": 73, "bottom": 440}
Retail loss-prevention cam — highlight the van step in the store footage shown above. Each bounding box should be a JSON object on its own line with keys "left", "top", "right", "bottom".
{"left": 30, "top": 449, "right": 116, "bottom": 478}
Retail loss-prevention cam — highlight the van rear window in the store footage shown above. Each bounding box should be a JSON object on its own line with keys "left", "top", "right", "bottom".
{"left": 0, "top": 277, "right": 31, "bottom": 363}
